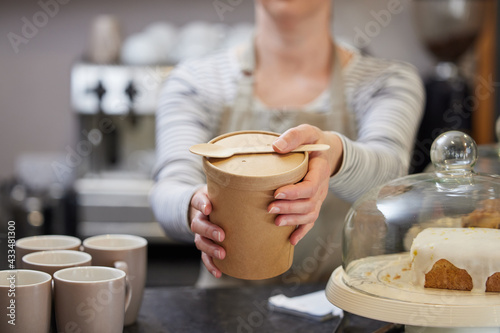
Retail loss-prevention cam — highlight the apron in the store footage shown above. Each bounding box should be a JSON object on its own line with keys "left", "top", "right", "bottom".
{"left": 196, "top": 40, "right": 357, "bottom": 288}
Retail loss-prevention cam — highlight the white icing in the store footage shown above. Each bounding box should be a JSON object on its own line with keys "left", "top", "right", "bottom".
{"left": 410, "top": 227, "right": 500, "bottom": 292}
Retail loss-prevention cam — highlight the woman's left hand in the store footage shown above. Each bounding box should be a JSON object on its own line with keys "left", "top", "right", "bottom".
{"left": 269, "top": 124, "right": 344, "bottom": 245}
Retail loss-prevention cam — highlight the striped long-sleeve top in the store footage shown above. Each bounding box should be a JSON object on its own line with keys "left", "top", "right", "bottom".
{"left": 150, "top": 46, "right": 425, "bottom": 242}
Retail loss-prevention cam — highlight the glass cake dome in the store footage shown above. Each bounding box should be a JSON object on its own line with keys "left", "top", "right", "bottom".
{"left": 343, "top": 130, "right": 500, "bottom": 271}
{"left": 326, "top": 131, "right": 500, "bottom": 331}
{"left": 474, "top": 117, "right": 500, "bottom": 175}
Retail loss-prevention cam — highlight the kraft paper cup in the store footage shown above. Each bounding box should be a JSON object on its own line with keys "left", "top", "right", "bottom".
{"left": 0, "top": 269, "right": 52, "bottom": 333}
{"left": 54, "top": 266, "right": 131, "bottom": 333}
{"left": 83, "top": 234, "right": 147, "bottom": 326}
{"left": 202, "top": 131, "right": 308, "bottom": 280}
{"left": 16, "top": 235, "right": 81, "bottom": 268}
{"left": 22, "top": 250, "right": 92, "bottom": 277}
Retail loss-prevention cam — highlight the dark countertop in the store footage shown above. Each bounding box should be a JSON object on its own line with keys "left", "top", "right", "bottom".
{"left": 123, "top": 283, "right": 396, "bottom": 333}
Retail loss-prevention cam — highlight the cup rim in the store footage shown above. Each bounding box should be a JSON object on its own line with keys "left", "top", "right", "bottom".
{"left": 0, "top": 269, "right": 52, "bottom": 287}
{"left": 22, "top": 250, "right": 92, "bottom": 267}
{"left": 54, "top": 266, "right": 126, "bottom": 283}
{"left": 16, "top": 235, "right": 81, "bottom": 250}
{"left": 83, "top": 234, "right": 147, "bottom": 250}
{"left": 203, "top": 130, "right": 309, "bottom": 191}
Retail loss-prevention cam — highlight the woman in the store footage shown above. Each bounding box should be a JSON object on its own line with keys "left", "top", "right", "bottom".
{"left": 151, "top": 0, "right": 424, "bottom": 287}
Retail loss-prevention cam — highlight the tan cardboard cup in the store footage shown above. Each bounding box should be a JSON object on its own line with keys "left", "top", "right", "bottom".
{"left": 22, "top": 250, "right": 92, "bottom": 277}
{"left": 83, "top": 234, "right": 147, "bottom": 326}
{"left": 53, "top": 266, "right": 131, "bottom": 333}
{"left": 16, "top": 235, "right": 81, "bottom": 268}
{"left": 0, "top": 269, "right": 52, "bottom": 333}
{"left": 202, "top": 131, "right": 308, "bottom": 280}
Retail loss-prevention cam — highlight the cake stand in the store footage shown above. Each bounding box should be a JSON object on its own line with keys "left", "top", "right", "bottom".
{"left": 325, "top": 254, "right": 500, "bottom": 333}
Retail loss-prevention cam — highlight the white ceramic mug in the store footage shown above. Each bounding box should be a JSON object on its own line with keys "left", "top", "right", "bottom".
{"left": 83, "top": 234, "right": 147, "bottom": 326}
{"left": 22, "top": 250, "right": 92, "bottom": 277}
{"left": 0, "top": 269, "right": 52, "bottom": 333}
{"left": 53, "top": 266, "right": 131, "bottom": 333}
{"left": 16, "top": 235, "right": 81, "bottom": 268}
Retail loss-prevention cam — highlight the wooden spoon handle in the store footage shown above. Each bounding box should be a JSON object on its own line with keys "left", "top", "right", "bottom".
{"left": 290, "top": 144, "right": 330, "bottom": 153}
{"left": 234, "top": 144, "right": 330, "bottom": 155}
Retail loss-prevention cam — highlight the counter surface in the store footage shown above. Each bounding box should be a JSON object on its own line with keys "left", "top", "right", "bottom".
{"left": 122, "top": 283, "right": 394, "bottom": 333}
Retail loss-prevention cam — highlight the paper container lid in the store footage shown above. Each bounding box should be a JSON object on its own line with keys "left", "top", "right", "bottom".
{"left": 203, "top": 131, "right": 308, "bottom": 191}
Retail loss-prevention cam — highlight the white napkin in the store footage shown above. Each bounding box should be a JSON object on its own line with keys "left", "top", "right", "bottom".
{"left": 268, "top": 290, "right": 344, "bottom": 322}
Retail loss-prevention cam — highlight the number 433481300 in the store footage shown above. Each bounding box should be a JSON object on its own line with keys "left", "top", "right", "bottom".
{"left": 7, "top": 221, "right": 16, "bottom": 269}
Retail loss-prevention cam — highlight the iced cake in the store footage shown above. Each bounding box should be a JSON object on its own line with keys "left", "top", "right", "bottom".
{"left": 410, "top": 227, "right": 500, "bottom": 292}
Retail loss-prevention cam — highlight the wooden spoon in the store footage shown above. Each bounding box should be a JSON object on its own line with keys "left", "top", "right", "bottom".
{"left": 189, "top": 143, "right": 330, "bottom": 158}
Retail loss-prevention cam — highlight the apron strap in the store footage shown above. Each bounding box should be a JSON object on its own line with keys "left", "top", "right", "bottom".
{"left": 218, "top": 42, "right": 256, "bottom": 132}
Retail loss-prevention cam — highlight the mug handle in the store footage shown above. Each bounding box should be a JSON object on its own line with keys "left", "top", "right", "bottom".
{"left": 123, "top": 274, "right": 132, "bottom": 312}
{"left": 114, "top": 261, "right": 132, "bottom": 312}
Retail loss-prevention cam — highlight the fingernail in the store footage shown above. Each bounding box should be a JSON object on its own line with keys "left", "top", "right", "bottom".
{"left": 274, "top": 138, "right": 288, "bottom": 151}
{"left": 277, "top": 219, "right": 286, "bottom": 227}
{"left": 212, "top": 270, "right": 218, "bottom": 277}
{"left": 215, "top": 250, "right": 221, "bottom": 259}
{"left": 268, "top": 207, "right": 280, "bottom": 214}
{"left": 202, "top": 204, "right": 207, "bottom": 215}
{"left": 275, "top": 193, "right": 286, "bottom": 199}
{"left": 212, "top": 231, "right": 220, "bottom": 242}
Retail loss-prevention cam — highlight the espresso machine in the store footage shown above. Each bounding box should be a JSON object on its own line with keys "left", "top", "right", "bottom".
{"left": 70, "top": 62, "right": 172, "bottom": 243}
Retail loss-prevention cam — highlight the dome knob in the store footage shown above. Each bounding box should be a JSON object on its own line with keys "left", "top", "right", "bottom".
{"left": 430, "top": 131, "right": 477, "bottom": 172}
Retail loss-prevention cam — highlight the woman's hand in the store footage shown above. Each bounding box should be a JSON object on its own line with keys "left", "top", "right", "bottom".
{"left": 269, "top": 124, "right": 344, "bottom": 245}
{"left": 190, "top": 125, "right": 342, "bottom": 277}
{"left": 189, "top": 185, "right": 225, "bottom": 278}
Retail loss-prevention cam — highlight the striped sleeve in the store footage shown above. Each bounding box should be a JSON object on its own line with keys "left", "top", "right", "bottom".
{"left": 149, "top": 51, "right": 237, "bottom": 242}
{"left": 329, "top": 60, "right": 425, "bottom": 202}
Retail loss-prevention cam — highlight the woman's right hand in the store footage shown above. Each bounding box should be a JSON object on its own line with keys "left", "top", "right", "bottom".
{"left": 189, "top": 185, "right": 225, "bottom": 278}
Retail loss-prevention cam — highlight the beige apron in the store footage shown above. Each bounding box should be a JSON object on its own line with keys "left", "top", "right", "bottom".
{"left": 196, "top": 40, "right": 357, "bottom": 288}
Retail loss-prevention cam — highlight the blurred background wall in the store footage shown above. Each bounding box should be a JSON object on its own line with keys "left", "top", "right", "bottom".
{"left": 0, "top": 0, "right": 254, "bottom": 180}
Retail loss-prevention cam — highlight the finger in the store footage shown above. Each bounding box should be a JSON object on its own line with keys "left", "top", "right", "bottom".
{"left": 304, "top": 151, "right": 331, "bottom": 180}
{"left": 275, "top": 181, "right": 317, "bottom": 201}
{"left": 191, "top": 186, "right": 212, "bottom": 215}
{"left": 191, "top": 211, "right": 225, "bottom": 243}
{"left": 194, "top": 234, "right": 226, "bottom": 260}
{"left": 274, "top": 158, "right": 330, "bottom": 200}
{"left": 289, "top": 223, "right": 315, "bottom": 246}
{"left": 275, "top": 210, "right": 319, "bottom": 228}
{"left": 201, "top": 252, "right": 222, "bottom": 278}
{"left": 275, "top": 175, "right": 329, "bottom": 201}
{"left": 268, "top": 198, "right": 315, "bottom": 216}
{"left": 272, "top": 124, "right": 321, "bottom": 153}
